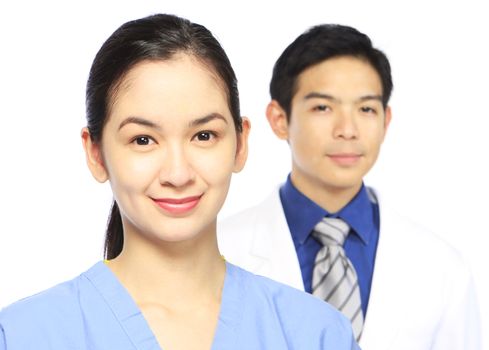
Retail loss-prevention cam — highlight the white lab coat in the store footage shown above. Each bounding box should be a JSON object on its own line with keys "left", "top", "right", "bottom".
{"left": 218, "top": 187, "right": 481, "bottom": 350}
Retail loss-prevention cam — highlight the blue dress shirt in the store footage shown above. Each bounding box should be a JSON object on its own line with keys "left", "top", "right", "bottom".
{"left": 0, "top": 261, "right": 359, "bottom": 349}
{"left": 280, "top": 175, "right": 380, "bottom": 316}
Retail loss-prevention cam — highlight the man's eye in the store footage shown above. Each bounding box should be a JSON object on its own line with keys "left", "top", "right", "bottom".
{"left": 313, "top": 105, "right": 330, "bottom": 112}
{"left": 361, "top": 106, "right": 376, "bottom": 114}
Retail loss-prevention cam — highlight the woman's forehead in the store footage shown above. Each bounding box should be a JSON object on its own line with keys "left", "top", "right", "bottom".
{"left": 107, "top": 57, "right": 232, "bottom": 127}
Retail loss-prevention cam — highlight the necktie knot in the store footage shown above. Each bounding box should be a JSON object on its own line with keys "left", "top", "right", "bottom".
{"left": 312, "top": 217, "right": 349, "bottom": 246}
{"left": 311, "top": 216, "right": 363, "bottom": 341}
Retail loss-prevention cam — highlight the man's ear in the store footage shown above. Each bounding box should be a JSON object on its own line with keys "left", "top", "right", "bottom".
{"left": 266, "top": 100, "right": 289, "bottom": 140}
{"left": 81, "top": 127, "right": 108, "bottom": 183}
{"left": 233, "top": 117, "right": 251, "bottom": 173}
{"left": 383, "top": 106, "right": 392, "bottom": 139}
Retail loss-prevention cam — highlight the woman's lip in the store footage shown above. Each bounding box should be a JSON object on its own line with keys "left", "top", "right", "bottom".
{"left": 153, "top": 195, "right": 202, "bottom": 214}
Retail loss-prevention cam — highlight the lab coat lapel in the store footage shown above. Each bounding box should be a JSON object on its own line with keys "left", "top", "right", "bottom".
{"left": 249, "top": 190, "right": 305, "bottom": 291}
{"left": 360, "top": 192, "right": 409, "bottom": 349}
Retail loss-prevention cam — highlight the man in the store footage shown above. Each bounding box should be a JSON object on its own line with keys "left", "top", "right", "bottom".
{"left": 218, "top": 24, "right": 481, "bottom": 349}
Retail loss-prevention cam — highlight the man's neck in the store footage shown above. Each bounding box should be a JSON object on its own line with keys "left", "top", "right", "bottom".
{"left": 290, "top": 174, "right": 362, "bottom": 214}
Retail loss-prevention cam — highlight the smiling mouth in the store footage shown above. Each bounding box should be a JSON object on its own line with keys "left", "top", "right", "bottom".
{"left": 153, "top": 195, "right": 202, "bottom": 214}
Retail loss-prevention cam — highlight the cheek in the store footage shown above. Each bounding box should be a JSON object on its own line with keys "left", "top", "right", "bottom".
{"left": 289, "top": 121, "right": 326, "bottom": 155}
{"left": 106, "top": 152, "right": 160, "bottom": 190}
{"left": 192, "top": 142, "right": 237, "bottom": 185}
{"left": 366, "top": 126, "right": 387, "bottom": 151}
{"left": 358, "top": 117, "right": 386, "bottom": 143}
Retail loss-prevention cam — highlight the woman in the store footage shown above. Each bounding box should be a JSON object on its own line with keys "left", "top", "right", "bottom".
{"left": 0, "top": 14, "right": 359, "bottom": 349}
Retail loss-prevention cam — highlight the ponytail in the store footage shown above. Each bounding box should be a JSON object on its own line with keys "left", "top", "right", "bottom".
{"left": 104, "top": 201, "right": 124, "bottom": 259}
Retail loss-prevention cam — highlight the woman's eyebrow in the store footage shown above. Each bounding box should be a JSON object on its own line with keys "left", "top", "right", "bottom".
{"left": 189, "top": 113, "right": 228, "bottom": 127}
{"left": 118, "top": 116, "right": 161, "bottom": 131}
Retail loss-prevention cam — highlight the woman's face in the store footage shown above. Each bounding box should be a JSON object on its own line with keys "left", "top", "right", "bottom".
{"left": 84, "top": 55, "right": 249, "bottom": 243}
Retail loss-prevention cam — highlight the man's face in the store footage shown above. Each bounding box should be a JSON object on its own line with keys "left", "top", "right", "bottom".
{"left": 272, "top": 56, "right": 391, "bottom": 206}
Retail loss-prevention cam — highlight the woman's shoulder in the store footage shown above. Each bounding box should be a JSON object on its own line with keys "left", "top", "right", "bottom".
{"left": 0, "top": 263, "right": 104, "bottom": 347}
{"left": 0, "top": 275, "right": 82, "bottom": 325}
{"left": 231, "top": 263, "right": 341, "bottom": 316}
{"left": 227, "top": 263, "right": 359, "bottom": 349}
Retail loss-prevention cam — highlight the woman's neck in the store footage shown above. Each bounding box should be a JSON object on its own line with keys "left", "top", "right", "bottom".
{"left": 106, "top": 225, "right": 226, "bottom": 310}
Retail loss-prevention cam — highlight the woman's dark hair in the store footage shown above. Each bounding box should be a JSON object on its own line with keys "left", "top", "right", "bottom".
{"left": 85, "top": 14, "right": 242, "bottom": 259}
{"left": 270, "top": 24, "right": 393, "bottom": 120}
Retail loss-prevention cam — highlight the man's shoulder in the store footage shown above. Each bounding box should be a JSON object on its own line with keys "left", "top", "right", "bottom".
{"left": 374, "top": 187, "right": 469, "bottom": 271}
{"left": 220, "top": 188, "right": 282, "bottom": 222}
{"left": 218, "top": 188, "right": 283, "bottom": 237}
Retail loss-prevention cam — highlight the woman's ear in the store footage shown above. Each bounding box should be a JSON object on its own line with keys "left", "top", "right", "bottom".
{"left": 81, "top": 127, "right": 108, "bottom": 183}
{"left": 233, "top": 117, "right": 251, "bottom": 173}
{"left": 266, "top": 100, "right": 289, "bottom": 140}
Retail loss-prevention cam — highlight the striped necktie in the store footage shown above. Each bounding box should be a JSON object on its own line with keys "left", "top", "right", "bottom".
{"left": 311, "top": 217, "right": 364, "bottom": 341}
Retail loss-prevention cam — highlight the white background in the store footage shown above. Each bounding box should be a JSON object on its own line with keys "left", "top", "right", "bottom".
{"left": 0, "top": 0, "right": 487, "bottom": 345}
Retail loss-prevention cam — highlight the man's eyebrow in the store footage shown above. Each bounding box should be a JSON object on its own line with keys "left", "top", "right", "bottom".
{"left": 304, "top": 92, "right": 340, "bottom": 103}
{"left": 304, "top": 92, "right": 383, "bottom": 104}
{"left": 357, "top": 95, "right": 383, "bottom": 103}
{"left": 118, "top": 116, "right": 161, "bottom": 131}
{"left": 189, "top": 113, "right": 228, "bottom": 127}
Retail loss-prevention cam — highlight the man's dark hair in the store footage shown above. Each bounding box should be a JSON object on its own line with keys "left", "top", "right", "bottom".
{"left": 270, "top": 24, "right": 393, "bottom": 120}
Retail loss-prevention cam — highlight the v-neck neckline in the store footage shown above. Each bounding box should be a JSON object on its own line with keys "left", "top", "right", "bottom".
{"left": 83, "top": 261, "right": 245, "bottom": 350}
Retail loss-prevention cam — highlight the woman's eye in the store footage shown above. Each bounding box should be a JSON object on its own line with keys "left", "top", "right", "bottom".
{"left": 195, "top": 131, "right": 215, "bottom": 141}
{"left": 133, "top": 136, "right": 154, "bottom": 145}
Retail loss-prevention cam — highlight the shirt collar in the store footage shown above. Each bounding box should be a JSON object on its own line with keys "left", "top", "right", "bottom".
{"left": 280, "top": 175, "right": 374, "bottom": 246}
{"left": 337, "top": 184, "right": 374, "bottom": 245}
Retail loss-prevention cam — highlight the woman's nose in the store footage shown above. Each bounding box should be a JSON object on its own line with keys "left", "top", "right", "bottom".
{"left": 158, "top": 144, "right": 196, "bottom": 187}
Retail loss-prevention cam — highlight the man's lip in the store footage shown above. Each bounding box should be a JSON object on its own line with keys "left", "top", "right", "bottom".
{"left": 327, "top": 153, "right": 362, "bottom": 157}
{"left": 327, "top": 153, "right": 362, "bottom": 165}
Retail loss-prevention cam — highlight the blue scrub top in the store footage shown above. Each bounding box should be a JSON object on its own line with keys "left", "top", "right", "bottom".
{"left": 0, "top": 262, "right": 359, "bottom": 349}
